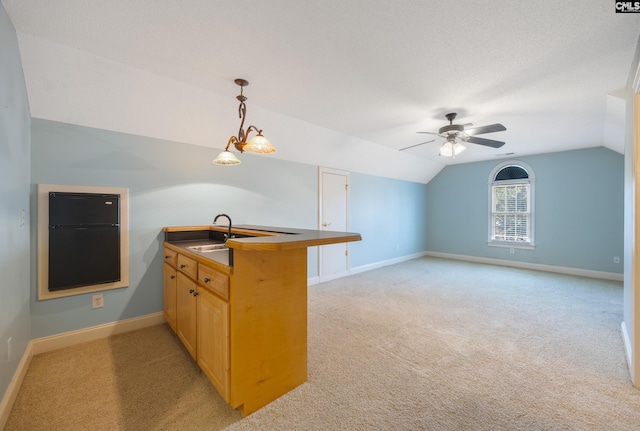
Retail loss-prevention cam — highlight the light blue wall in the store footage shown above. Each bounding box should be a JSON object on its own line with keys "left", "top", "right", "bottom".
{"left": 29, "top": 119, "right": 318, "bottom": 338}
{"left": 427, "top": 147, "right": 624, "bottom": 274}
{"left": 30, "top": 119, "right": 429, "bottom": 338}
{"left": 0, "top": 4, "right": 31, "bottom": 400}
{"left": 350, "top": 173, "right": 428, "bottom": 267}
{"left": 31, "top": 118, "right": 623, "bottom": 342}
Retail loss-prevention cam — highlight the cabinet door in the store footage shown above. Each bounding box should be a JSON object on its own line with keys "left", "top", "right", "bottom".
{"left": 197, "top": 287, "right": 230, "bottom": 401}
{"left": 176, "top": 272, "right": 197, "bottom": 359}
{"left": 163, "top": 263, "right": 177, "bottom": 332}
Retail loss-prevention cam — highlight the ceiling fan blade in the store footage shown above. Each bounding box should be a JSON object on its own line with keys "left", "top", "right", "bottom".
{"left": 399, "top": 139, "right": 436, "bottom": 151}
{"left": 465, "top": 123, "right": 506, "bottom": 135}
{"left": 467, "top": 136, "right": 505, "bottom": 148}
{"left": 416, "top": 131, "right": 439, "bottom": 135}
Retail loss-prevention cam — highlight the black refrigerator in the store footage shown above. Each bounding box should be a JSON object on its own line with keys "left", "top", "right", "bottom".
{"left": 48, "top": 192, "right": 121, "bottom": 291}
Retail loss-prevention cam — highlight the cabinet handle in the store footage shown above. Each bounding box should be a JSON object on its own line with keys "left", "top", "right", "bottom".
{"left": 180, "top": 264, "right": 186, "bottom": 268}
{"left": 204, "top": 277, "right": 211, "bottom": 283}
{"left": 189, "top": 289, "right": 194, "bottom": 294}
{"left": 193, "top": 291, "right": 199, "bottom": 297}
{"left": 170, "top": 275, "right": 175, "bottom": 279}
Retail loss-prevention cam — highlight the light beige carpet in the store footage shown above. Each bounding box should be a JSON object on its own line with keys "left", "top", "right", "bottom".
{"left": 6, "top": 257, "right": 640, "bottom": 430}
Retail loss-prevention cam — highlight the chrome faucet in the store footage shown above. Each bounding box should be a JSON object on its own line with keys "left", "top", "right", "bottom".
{"left": 213, "top": 213, "right": 233, "bottom": 242}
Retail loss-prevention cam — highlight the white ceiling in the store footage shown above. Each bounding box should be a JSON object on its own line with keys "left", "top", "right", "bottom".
{"left": 4, "top": 0, "right": 640, "bottom": 183}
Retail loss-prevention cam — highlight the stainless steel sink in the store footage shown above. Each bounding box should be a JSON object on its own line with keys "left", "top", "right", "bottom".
{"left": 188, "top": 244, "right": 228, "bottom": 252}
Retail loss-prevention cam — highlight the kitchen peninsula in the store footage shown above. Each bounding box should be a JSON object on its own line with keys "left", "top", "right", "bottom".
{"left": 162, "top": 224, "right": 361, "bottom": 416}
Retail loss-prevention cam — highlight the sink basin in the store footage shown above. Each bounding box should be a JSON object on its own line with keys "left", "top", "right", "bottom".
{"left": 188, "top": 244, "right": 228, "bottom": 252}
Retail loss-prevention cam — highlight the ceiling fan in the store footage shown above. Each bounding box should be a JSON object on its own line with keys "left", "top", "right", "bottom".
{"left": 400, "top": 113, "right": 506, "bottom": 157}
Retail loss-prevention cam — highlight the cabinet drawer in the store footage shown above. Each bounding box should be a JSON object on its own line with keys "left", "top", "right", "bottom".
{"left": 198, "top": 265, "right": 229, "bottom": 301}
{"left": 177, "top": 254, "right": 198, "bottom": 279}
{"left": 163, "top": 248, "right": 177, "bottom": 268}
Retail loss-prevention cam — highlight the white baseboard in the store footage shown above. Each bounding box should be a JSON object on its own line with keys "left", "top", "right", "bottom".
{"left": 621, "top": 321, "right": 633, "bottom": 380}
{"left": 318, "top": 270, "right": 352, "bottom": 283}
{"left": 350, "top": 251, "right": 429, "bottom": 276}
{"left": 0, "top": 312, "right": 165, "bottom": 429}
{"left": 310, "top": 250, "right": 622, "bottom": 285}
{"left": 0, "top": 341, "right": 33, "bottom": 430}
{"left": 310, "top": 252, "right": 429, "bottom": 286}
{"left": 31, "top": 312, "right": 166, "bottom": 355}
{"left": 425, "top": 251, "right": 624, "bottom": 282}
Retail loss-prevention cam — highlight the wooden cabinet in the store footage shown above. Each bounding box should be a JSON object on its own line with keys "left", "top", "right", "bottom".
{"left": 162, "top": 242, "right": 308, "bottom": 416}
{"left": 197, "top": 286, "right": 230, "bottom": 401}
{"left": 162, "top": 263, "right": 177, "bottom": 332}
{"left": 163, "top": 225, "right": 360, "bottom": 416}
{"left": 162, "top": 245, "right": 230, "bottom": 399}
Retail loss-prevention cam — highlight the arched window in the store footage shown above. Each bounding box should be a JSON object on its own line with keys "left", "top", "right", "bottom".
{"left": 488, "top": 161, "right": 535, "bottom": 249}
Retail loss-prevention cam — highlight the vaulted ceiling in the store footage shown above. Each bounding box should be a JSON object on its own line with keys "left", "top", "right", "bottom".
{"left": 4, "top": 0, "right": 640, "bottom": 183}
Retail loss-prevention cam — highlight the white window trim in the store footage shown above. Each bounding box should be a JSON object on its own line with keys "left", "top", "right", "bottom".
{"left": 487, "top": 160, "right": 536, "bottom": 249}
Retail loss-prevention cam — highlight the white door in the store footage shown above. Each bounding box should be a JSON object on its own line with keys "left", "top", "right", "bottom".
{"left": 319, "top": 168, "right": 350, "bottom": 281}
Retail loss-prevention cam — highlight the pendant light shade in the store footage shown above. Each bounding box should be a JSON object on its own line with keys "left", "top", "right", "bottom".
{"left": 213, "top": 150, "right": 241, "bottom": 165}
{"left": 243, "top": 132, "right": 276, "bottom": 154}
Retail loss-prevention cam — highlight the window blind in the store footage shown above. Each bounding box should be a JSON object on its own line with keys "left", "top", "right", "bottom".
{"left": 492, "top": 184, "right": 530, "bottom": 242}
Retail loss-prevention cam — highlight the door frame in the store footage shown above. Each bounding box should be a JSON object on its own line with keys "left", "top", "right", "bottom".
{"left": 318, "top": 167, "right": 351, "bottom": 281}
{"left": 632, "top": 83, "right": 640, "bottom": 385}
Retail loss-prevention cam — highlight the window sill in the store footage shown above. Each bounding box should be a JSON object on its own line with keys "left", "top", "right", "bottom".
{"left": 488, "top": 241, "right": 535, "bottom": 250}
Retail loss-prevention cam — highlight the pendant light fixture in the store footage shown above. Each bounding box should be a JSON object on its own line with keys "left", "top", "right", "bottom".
{"left": 213, "top": 78, "right": 276, "bottom": 165}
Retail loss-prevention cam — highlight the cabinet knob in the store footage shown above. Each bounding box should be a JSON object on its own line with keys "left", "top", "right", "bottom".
{"left": 170, "top": 275, "right": 175, "bottom": 279}
{"left": 165, "top": 255, "right": 170, "bottom": 259}
{"left": 180, "top": 264, "right": 186, "bottom": 268}
{"left": 193, "top": 291, "right": 199, "bottom": 296}
{"left": 189, "top": 289, "right": 194, "bottom": 294}
{"left": 204, "top": 277, "right": 211, "bottom": 283}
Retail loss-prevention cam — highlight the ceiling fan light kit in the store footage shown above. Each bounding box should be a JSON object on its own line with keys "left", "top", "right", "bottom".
{"left": 213, "top": 78, "right": 276, "bottom": 166}
{"left": 439, "top": 140, "right": 466, "bottom": 157}
{"left": 402, "top": 112, "right": 507, "bottom": 158}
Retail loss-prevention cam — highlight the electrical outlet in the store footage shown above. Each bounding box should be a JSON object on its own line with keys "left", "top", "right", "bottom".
{"left": 510, "top": 247, "right": 515, "bottom": 254}
{"left": 614, "top": 256, "right": 620, "bottom": 264}
{"left": 7, "top": 337, "right": 12, "bottom": 362}
{"left": 92, "top": 294, "right": 104, "bottom": 309}
{"left": 19, "top": 209, "right": 25, "bottom": 226}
